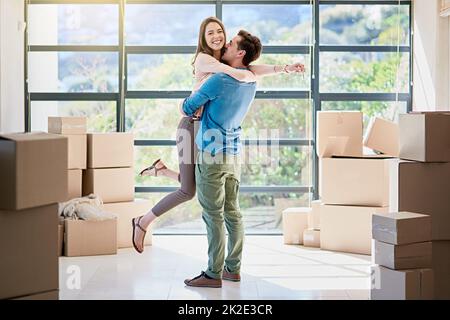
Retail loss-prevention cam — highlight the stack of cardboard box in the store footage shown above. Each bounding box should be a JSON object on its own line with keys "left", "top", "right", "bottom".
{"left": 62, "top": 132, "right": 139, "bottom": 257}
{"left": 370, "top": 212, "right": 433, "bottom": 300}
{"left": 318, "top": 112, "right": 398, "bottom": 255}
{"left": 48, "top": 117, "right": 87, "bottom": 256}
{"left": 0, "top": 132, "right": 68, "bottom": 300}
{"left": 392, "top": 112, "right": 450, "bottom": 299}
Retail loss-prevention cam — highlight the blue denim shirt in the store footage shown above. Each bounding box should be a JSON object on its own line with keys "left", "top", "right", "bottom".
{"left": 182, "top": 72, "right": 256, "bottom": 156}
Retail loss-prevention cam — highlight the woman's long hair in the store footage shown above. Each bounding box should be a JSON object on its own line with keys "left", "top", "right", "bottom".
{"left": 192, "top": 17, "right": 227, "bottom": 74}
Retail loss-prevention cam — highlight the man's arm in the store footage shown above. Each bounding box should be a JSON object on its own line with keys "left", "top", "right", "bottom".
{"left": 182, "top": 74, "right": 222, "bottom": 116}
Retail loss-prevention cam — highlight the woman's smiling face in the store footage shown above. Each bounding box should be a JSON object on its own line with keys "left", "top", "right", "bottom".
{"left": 204, "top": 22, "right": 225, "bottom": 52}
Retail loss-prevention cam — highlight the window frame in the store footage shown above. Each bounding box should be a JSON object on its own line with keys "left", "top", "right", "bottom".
{"left": 24, "top": 0, "right": 413, "bottom": 232}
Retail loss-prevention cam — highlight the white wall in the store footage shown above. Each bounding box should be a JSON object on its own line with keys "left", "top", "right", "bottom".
{"left": 28, "top": 5, "right": 58, "bottom": 132}
{"left": 413, "top": 0, "right": 450, "bottom": 111}
{"left": 0, "top": 0, "right": 25, "bottom": 132}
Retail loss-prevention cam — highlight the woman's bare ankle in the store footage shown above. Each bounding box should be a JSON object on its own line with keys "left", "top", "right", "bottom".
{"left": 141, "top": 212, "right": 158, "bottom": 229}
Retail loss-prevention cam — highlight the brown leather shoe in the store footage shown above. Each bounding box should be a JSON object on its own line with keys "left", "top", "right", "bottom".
{"left": 184, "top": 271, "right": 222, "bottom": 288}
{"left": 223, "top": 268, "right": 241, "bottom": 282}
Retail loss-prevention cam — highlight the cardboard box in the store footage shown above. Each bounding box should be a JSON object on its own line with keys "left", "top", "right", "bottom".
{"left": 316, "top": 111, "right": 363, "bottom": 158}
{"left": 83, "top": 168, "right": 134, "bottom": 203}
{"left": 64, "top": 219, "right": 117, "bottom": 257}
{"left": 0, "top": 204, "right": 59, "bottom": 300}
{"left": 13, "top": 290, "right": 59, "bottom": 300}
{"left": 303, "top": 229, "right": 320, "bottom": 248}
{"left": 0, "top": 132, "right": 68, "bottom": 210}
{"left": 67, "top": 169, "right": 82, "bottom": 201}
{"left": 364, "top": 117, "right": 399, "bottom": 157}
{"left": 87, "top": 133, "right": 134, "bottom": 168}
{"left": 320, "top": 157, "right": 397, "bottom": 207}
{"left": 308, "top": 200, "right": 321, "bottom": 230}
{"left": 48, "top": 116, "right": 87, "bottom": 135}
{"left": 390, "top": 161, "right": 450, "bottom": 241}
{"left": 374, "top": 240, "right": 432, "bottom": 270}
{"left": 58, "top": 223, "right": 64, "bottom": 257}
{"left": 372, "top": 212, "right": 431, "bottom": 245}
{"left": 101, "top": 200, "right": 153, "bottom": 248}
{"left": 321, "top": 205, "right": 389, "bottom": 255}
{"left": 282, "top": 207, "right": 310, "bottom": 245}
{"left": 64, "top": 134, "right": 86, "bottom": 169}
{"left": 399, "top": 112, "right": 450, "bottom": 162}
{"left": 432, "top": 241, "right": 450, "bottom": 299}
{"left": 371, "top": 265, "right": 433, "bottom": 300}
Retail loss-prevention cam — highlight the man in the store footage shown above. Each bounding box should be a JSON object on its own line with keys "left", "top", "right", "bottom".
{"left": 182, "top": 30, "right": 262, "bottom": 288}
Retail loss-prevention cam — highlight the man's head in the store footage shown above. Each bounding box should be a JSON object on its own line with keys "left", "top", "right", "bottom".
{"left": 221, "top": 30, "right": 262, "bottom": 67}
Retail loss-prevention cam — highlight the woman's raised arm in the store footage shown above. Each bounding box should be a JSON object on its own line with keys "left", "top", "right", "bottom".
{"left": 249, "top": 63, "right": 305, "bottom": 77}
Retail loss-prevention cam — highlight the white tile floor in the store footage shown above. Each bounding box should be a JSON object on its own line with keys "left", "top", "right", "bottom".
{"left": 59, "top": 235, "right": 372, "bottom": 300}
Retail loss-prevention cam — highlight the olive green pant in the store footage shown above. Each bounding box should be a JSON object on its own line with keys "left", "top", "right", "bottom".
{"left": 195, "top": 151, "right": 244, "bottom": 280}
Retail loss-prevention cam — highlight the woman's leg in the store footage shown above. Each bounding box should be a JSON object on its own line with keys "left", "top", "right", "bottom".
{"left": 134, "top": 117, "right": 197, "bottom": 250}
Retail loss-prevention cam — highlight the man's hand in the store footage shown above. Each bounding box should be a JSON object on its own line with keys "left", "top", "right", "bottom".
{"left": 286, "top": 63, "right": 305, "bottom": 73}
{"left": 193, "top": 106, "right": 204, "bottom": 119}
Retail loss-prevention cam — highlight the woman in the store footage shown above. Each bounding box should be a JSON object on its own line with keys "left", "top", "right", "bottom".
{"left": 132, "top": 17, "right": 305, "bottom": 253}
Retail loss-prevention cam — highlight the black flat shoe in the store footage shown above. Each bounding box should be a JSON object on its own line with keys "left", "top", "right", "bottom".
{"left": 139, "top": 158, "right": 167, "bottom": 177}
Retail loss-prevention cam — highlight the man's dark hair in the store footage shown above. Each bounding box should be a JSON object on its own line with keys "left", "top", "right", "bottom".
{"left": 237, "top": 30, "right": 262, "bottom": 66}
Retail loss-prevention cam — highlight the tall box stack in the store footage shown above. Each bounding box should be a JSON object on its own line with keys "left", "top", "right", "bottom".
{"left": 317, "top": 112, "right": 397, "bottom": 255}
{"left": 61, "top": 132, "right": 135, "bottom": 257}
{"left": 0, "top": 132, "right": 68, "bottom": 300}
{"left": 48, "top": 117, "right": 87, "bottom": 201}
{"left": 370, "top": 212, "right": 433, "bottom": 300}
{"left": 395, "top": 111, "right": 450, "bottom": 299}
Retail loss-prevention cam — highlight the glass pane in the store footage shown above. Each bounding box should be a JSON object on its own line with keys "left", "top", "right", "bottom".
{"left": 252, "top": 54, "right": 310, "bottom": 90}
{"left": 320, "top": 52, "right": 409, "bottom": 93}
{"left": 126, "top": 99, "right": 184, "bottom": 140}
{"left": 31, "top": 101, "right": 116, "bottom": 132}
{"left": 321, "top": 101, "right": 407, "bottom": 132}
{"left": 28, "top": 4, "right": 118, "bottom": 45}
{"left": 138, "top": 192, "right": 310, "bottom": 234}
{"left": 135, "top": 145, "right": 311, "bottom": 188}
{"left": 127, "top": 54, "right": 194, "bottom": 91}
{"left": 223, "top": 4, "right": 312, "bottom": 45}
{"left": 127, "top": 99, "right": 312, "bottom": 140}
{"left": 241, "top": 193, "right": 310, "bottom": 233}
{"left": 126, "top": 4, "right": 215, "bottom": 45}
{"left": 28, "top": 52, "right": 118, "bottom": 93}
{"left": 241, "top": 146, "right": 313, "bottom": 187}
{"left": 320, "top": 4, "right": 410, "bottom": 45}
{"left": 242, "top": 99, "right": 312, "bottom": 139}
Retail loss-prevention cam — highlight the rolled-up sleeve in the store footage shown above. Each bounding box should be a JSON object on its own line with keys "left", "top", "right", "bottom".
{"left": 182, "top": 74, "right": 221, "bottom": 116}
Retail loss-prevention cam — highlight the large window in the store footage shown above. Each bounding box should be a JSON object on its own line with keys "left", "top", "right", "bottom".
{"left": 25, "top": 0, "right": 412, "bottom": 234}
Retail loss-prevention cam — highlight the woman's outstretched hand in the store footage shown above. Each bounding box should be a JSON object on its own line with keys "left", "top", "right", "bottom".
{"left": 286, "top": 63, "right": 305, "bottom": 73}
